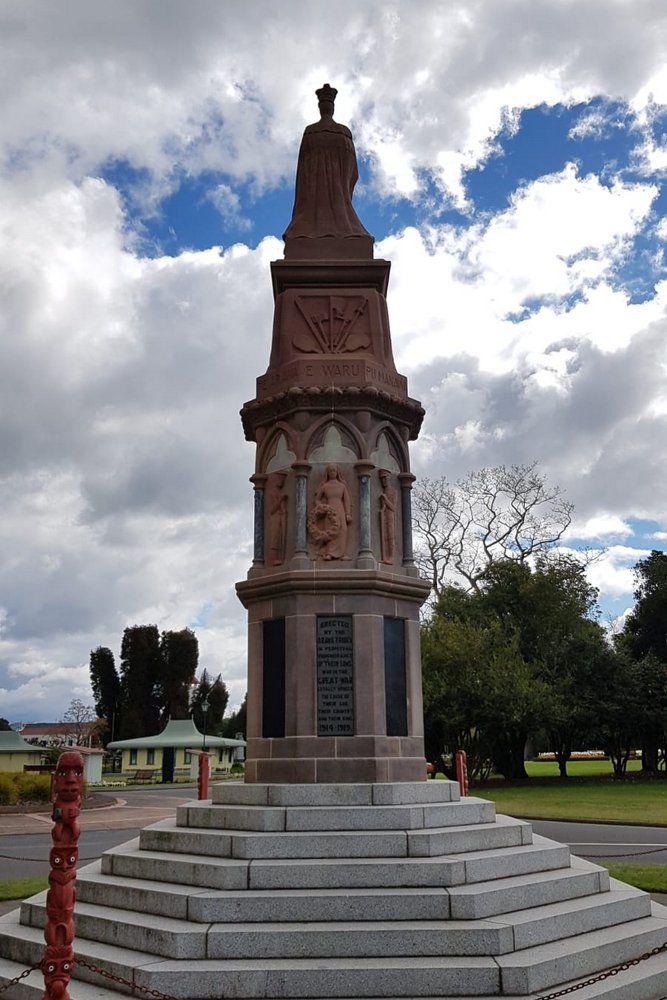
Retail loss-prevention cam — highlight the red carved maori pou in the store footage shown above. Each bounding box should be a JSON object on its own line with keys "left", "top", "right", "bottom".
{"left": 42, "top": 750, "right": 84, "bottom": 1000}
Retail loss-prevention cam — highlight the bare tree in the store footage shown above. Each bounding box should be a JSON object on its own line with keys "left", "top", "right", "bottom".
{"left": 61, "top": 698, "right": 98, "bottom": 745}
{"left": 413, "top": 462, "right": 574, "bottom": 595}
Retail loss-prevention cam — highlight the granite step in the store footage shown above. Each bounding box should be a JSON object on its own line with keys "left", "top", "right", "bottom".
{"left": 448, "top": 855, "right": 609, "bottom": 919}
{"left": 138, "top": 811, "right": 527, "bottom": 861}
{"left": 23, "top": 881, "right": 649, "bottom": 963}
{"left": 2, "top": 904, "right": 667, "bottom": 1000}
{"left": 77, "top": 865, "right": 455, "bottom": 922}
{"left": 177, "top": 796, "right": 494, "bottom": 833}
{"left": 210, "top": 779, "right": 460, "bottom": 807}
{"left": 497, "top": 909, "right": 667, "bottom": 995}
{"left": 101, "top": 838, "right": 252, "bottom": 889}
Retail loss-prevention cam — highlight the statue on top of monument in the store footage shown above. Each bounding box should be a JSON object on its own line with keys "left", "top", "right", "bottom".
{"left": 283, "top": 83, "right": 373, "bottom": 260}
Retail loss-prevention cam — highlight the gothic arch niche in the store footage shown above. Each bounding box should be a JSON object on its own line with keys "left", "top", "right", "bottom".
{"left": 306, "top": 423, "right": 359, "bottom": 562}
{"left": 262, "top": 430, "right": 297, "bottom": 474}
{"left": 370, "top": 429, "right": 403, "bottom": 474}
{"left": 306, "top": 422, "right": 360, "bottom": 465}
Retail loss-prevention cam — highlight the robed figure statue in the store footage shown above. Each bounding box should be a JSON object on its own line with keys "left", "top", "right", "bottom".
{"left": 283, "top": 83, "right": 373, "bottom": 260}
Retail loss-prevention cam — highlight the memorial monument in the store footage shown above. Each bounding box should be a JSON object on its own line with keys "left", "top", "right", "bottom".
{"left": 237, "top": 82, "right": 431, "bottom": 784}
{"left": 2, "top": 84, "right": 667, "bottom": 1000}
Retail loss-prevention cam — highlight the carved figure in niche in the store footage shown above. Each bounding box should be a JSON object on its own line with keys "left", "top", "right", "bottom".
{"left": 283, "top": 83, "right": 372, "bottom": 244}
{"left": 309, "top": 464, "right": 352, "bottom": 560}
{"left": 266, "top": 471, "right": 288, "bottom": 566}
{"left": 378, "top": 470, "right": 397, "bottom": 564}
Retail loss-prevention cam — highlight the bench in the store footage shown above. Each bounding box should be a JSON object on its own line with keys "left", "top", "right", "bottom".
{"left": 127, "top": 769, "right": 159, "bottom": 784}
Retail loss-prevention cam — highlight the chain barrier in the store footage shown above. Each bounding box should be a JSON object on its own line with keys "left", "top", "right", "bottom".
{"left": 75, "top": 956, "right": 183, "bottom": 1000}
{"left": 533, "top": 940, "right": 667, "bottom": 999}
{"left": 1, "top": 940, "right": 666, "bottom": 1000}
{"left": 0, "top": 853, "right": 99, "bottom": 864}
{"left": 0, "top": 962, "right": 41, "bottom": 995}
{"left": 578, "top": 843, "right": 667, "bottom": 860}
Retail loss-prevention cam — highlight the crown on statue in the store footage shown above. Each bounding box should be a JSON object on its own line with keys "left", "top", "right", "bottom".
{"left": 316, "top": 83, "right": 337, "bottom": 105}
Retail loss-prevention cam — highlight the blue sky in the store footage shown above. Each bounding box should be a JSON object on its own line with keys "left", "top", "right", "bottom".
{"left": 1, "top": 0, "right": 667, "bottom": 722}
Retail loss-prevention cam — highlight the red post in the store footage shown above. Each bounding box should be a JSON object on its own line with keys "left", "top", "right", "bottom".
{"left": 455, "top": 750, "right": 469, "bottom": 796}
{"left": 197, "top": 752, "right": 210, "bottom": 800}
{"left": 42, "top": 750, "right": 84, "bottom": 1000}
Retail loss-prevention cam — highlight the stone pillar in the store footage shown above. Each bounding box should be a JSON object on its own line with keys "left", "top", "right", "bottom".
{"left": 292, "top": 461, "right": 311, "bottom": 568}
{"left": 399, "top": 472, "right": 416, "bottom": 568}
{"left": 250, "top": 474, "right": 267, "bottom": 565}
{"left": 355, "top": 460, "right": 375, "bottom": 570}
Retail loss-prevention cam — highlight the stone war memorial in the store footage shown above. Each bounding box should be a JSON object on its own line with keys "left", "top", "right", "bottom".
{"left": 2, "top": 84, "right": 667, "bottom": 1000}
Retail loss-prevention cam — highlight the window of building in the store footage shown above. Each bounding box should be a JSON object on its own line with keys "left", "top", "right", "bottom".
{"left": 146, "top": 749, "right": 155, "bottom": 765}
{"left": 184, "top": 750, "right": 192, "bottom": 764}
{"left": 129, "top": 749, "right": 137, "bottom": 765}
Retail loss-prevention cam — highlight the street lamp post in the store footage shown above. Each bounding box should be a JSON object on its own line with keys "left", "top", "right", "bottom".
{"left": 201, "top": 695, "right": 210, "bottom": 753}
{"left": 198, "top": 695, "right": 211, "bottom": 801}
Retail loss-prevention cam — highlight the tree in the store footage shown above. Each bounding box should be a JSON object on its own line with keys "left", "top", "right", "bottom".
{"left": 620, "top": 550, "right": 667, "bottom": 663}
{"left": 61, "top": 698, "right": 98, "bottom": 744}
{"left": 0, "top": 718, "right": 11, "bottom": 731}
{"left": 413, "top": 462, "right": 574, "bottom": 596}
{"left": 159, "top": 628, "right": 199, "bottom": 723}
{"left": 220, "top": 692, "right": 247, "bottom": 739}
{"left": 422, "top": 581, "right": 550, "bottom": 781}
{"left": 421, "top": 556, "right": 604, "bottom": 781}
{"left": 191, "top": 669, "right": 229, "bottom": 735}
{"left": 89, "top": 646, "right": 121, "bottom": 745}
{"left": 118, "top": 625, "right": 162, "bottom": 739}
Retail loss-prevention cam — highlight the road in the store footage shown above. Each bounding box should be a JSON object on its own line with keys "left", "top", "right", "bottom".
{"left": 2, "top": 786, "right": 667, "bottom": 880}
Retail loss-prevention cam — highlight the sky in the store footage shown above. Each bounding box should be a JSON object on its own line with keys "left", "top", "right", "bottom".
{"left": 2, "top": 0, "right": 667, "bottom": 725}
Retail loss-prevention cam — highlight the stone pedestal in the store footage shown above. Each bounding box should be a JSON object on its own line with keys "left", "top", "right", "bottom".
{"left": 238, "top": 254, "right": 429, "bottom": 783}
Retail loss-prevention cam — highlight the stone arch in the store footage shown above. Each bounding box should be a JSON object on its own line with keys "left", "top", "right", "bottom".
{"left": 259, "top": 428, "right": 297, "bottom": 474}
{"left": 370, "top": 426, "right": 405, "bottom": 473}
{"left": 306, "top": 419, "right": 363, "bottom": 465}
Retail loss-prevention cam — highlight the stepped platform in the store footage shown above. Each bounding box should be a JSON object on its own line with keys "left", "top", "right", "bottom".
{"left": 1, "top": 781, "right": 667, "bottom": 999}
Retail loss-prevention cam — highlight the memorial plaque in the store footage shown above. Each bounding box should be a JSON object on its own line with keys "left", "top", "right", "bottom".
{"left": 384, "top": 617, "right": 407, "bottom": 737}
{"left": 317, "top": 615, "right": 354, "bottom": 736}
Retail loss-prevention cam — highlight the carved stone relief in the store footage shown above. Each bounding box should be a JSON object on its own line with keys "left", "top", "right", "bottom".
{"left": 265, "top": 471, "right": 288, "bottom": 566}
{"left": 309, "top": 464, "right": 352, "bottom": 560}
{"left": 292, "top": 295, "right": 371, "bottom": 354}
{"left": 378, "top": 470, "right": 397, "bottom": 564}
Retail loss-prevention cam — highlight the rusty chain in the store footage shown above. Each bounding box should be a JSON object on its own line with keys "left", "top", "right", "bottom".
{"left": 0, "top": 962, "right": 41, "bottom": 995}
{"left": 75, "top": 956, "right": 183, "bottom": 1000}
{"left": 1, "top": 940, "right": 665, "bottom": 1000}
{"left": 533, "top": 940, "right": 667, "bottom": 999}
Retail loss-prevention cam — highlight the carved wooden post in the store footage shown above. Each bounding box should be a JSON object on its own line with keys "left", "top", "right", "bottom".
{"left": 455, "top": 749, "right": 469, "bottom": 796}
{"left": 197, "top": 752, "right": 210, "bottom": 800}
{"left": 42, "top": 750, "right": 84, "bottom": 1000}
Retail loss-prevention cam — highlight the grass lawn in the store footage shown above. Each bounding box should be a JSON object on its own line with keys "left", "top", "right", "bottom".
{"left": 0, "top": 876, "right": 47, "bottom": 901}
{"left": 475, "top": 780, "right": 667, "bottom": 824}
{"left": 605, "top": 863, "right": 667, "bottom": 894}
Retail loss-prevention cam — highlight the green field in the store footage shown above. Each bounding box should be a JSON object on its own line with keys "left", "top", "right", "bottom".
{"left": 475, "top": 779, "right": 667, "bottom": 824}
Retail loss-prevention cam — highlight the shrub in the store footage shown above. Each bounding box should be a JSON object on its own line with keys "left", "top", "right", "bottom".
{"left": 0, "top": 774, "right": 19, "bottom": 805}
{"left": 16, "top": 773, "right": 51, "bottom": 802}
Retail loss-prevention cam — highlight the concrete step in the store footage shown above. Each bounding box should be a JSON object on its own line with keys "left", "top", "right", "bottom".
{"left": 138, "top": 810, "right": 525, "bottom": 861}
{"left": 496, "top": 910, "right": 667, "bottom": 995}
{"left": 210, "top": 780, "right": 460, "bottom": 807}
{"left": 448, "top": 855, "right": 610, "bottom": 918}
{"left": 177, "top": 796, "right": 493, "bottom": 833}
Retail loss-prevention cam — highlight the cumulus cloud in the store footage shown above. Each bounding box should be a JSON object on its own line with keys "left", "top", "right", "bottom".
{"left": 1, "top": 0, "right": 667, "bottom": 721}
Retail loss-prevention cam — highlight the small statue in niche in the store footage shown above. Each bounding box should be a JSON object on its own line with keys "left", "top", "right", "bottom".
{"left": 309, "top": 463, "right": 352, "bottom": 560}
{"left": 378, "top": 470, "right": 397, "bottom": 564}
{"left": 266, "top": 471, "right": 288, "bottom": 566}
